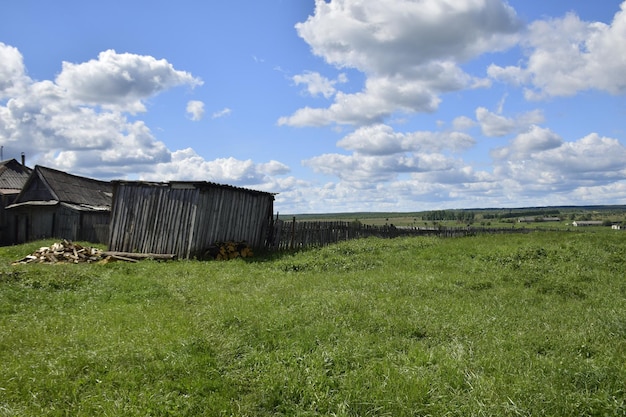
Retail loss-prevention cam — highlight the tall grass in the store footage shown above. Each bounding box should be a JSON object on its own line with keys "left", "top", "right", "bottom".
{"left": 1, "top": 231, "right": 625, "bottom": 416}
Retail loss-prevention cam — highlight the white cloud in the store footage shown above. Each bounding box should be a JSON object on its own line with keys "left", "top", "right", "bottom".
{"left": 489, "top": 2, "right": 626, "bottom": 98}
{"left": 491, "top": 125, "right": 563, "bottom": 160}
{"left": 0, "top": 43, "right": 295, "bottom": 194}
{"left": 275, "top": 2, "right": 626, "bottom": 211}
{"left": 186, "top": 100, "right": 205, "bottom": 121}
{"left": 211, "top": 107, "right": 232, "bottom": 119}
{"left": 0, "top": 42, "right": 28, "bottom": 98}
{"left": 336, "top": 124, "right": 475, "bottom": 155}
{"left": 304, "top": 152, "right": 459, "bottom": 184}
{"left": 292, "top": 71, "right": 346, "bottom": 98}
{"left": 280, "top": 64, "right": 477, "bottom": 126}
{"left": 297, "top": 0, "right": 521, "bottom": 73}
{"left": 55, "top": 49, "right": 203, "bottom": 113}
{"left": 280, "top": 0, "right": 521, "bottom": 127}
{"left": 0, "top": 45, "right": 200, "bottom": 177}
{"left": 476, "top": 107, "right": 544, "bottom": 137}
{"left": 143, "top": 148, "right": 290, "bottom": 187}
{"left": 492, "top": 129, "right": 626, "bottom": 191}
{"left": 452, "top": 116, "right": 477, "bottom": 131}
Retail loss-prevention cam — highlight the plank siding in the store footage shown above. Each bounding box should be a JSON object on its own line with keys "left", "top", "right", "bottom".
{"left": 8, "top": 205, "right": 109, "bottom": 243}
{"left": 108, "top": 181, "right": 275, "bottom": 259}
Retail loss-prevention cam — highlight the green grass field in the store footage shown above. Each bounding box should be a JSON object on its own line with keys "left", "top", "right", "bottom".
{"left": 1, "top": 230, "right": 625, "bottom": 416}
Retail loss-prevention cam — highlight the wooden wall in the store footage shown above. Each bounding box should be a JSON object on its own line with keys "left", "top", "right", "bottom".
{"left": 0, "top": 193, "right": 18, "bottom": 244}
{"left": 9, "top": 205, "right": 110, "bottom": 244}
{"left": 107, "top": 182, "right": 274, "bottom": 259}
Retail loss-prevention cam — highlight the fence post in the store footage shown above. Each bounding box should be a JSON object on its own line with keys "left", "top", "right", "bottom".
{"left": 290, "top": 216, "right": 296, "bottom": 250}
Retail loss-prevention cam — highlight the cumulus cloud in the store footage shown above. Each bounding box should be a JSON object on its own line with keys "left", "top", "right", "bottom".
{"left": 452, "top": 116, "right": 477, "bottom": 131}
{"left": 56, "top": 49, "right": 202, "bottom": 113}
{"left": 280, "top": 64, "right": 477, "bottom": 126}
{"left": 476, "top": 107, "right": 544, "bottom": 137}
{"left": 0, "top": 42, "right": 28, "bottom": 98}
{"left": 186, "top": 100, "right": 205, "bottom": 121}
{"left": 280, "top": 0, "right": 521, "bottom": 127}
{"left": 0, "top": 46, "right": 171, "bottom": 176}
{"left": 0, "top": 46, "right": 188, "bottom": 174}
{"left": 491, "top": 125, "right": 563, "bottom": 160}
{"left": 304, "top": 152, "right": 460, "bottom": 184}
{"left": 0, "top": 43, "right": 289, "bottom": 187}
{"left": 143, "top": 148, "right": 290, "bottom": 188}
{"left": 488, "top": 2, "right": 626, "bottom": 98}
{"left": 0, "top": 42, "right": 300, "bottom": 200}
{"left": 274, "top": 1, "right": 626, "bottom": 210}
{"left": 492, "top": 128, "right": 626, "bottom": 191}
{"left": 297, "top": 0, "right": 521, "bottom": 72}
{"left": 336, "top": 124, "right": 475, "bottom": 155}
{"left": 292, "top": 71, "right": 347, "bottom": 98}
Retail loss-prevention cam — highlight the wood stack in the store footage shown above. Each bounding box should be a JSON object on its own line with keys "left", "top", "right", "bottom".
{"left": 12, "top": 240, "right": 105, "bottom": 265}
{"left": 11, "top": 240, "right": 178, "bottom": 265}
{"left": 204, "top": 241, "right": 253, "bottom": 260}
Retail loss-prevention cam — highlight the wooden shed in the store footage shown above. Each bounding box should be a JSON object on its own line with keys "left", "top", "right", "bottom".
{"left": 0, "top": 159, "right": 32, "bottom": 244}
{"left": 6, "top": 166, "right": 112, "bottom": 244}
{"left": 107, "top": 181, "right": 276, "bottom": 259}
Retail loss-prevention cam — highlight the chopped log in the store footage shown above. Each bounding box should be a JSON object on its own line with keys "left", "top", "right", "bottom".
{"left": 102, "top": 251, "right": 177, "bottom": 260}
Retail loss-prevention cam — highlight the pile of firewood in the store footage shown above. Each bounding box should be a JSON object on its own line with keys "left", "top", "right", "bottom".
{"left": 11, "top": 240, "right": 178, "bottom": 265}
{"left": 204, "top": 241, "right": 253, "bottom": 260}
{"left": 12, "top": 240, "right": 105, "bottom": 265}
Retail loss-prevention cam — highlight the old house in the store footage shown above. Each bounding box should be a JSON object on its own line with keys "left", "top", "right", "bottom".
{"left": 6, "top": 166, "right": 112, "bottom": 243}
{"left": 107, "top": 180, "right": 275, "bottom": 259}
{"left": 0, "top": 158, "right": 32, "bottom": 244}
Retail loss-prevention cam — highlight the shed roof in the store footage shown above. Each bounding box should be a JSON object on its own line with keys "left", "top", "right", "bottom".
{"left": 8, "top": 165, "right": 112, "bottom": 210}
{"left": 112, "top": 180, "right": 277, "bottom": 197}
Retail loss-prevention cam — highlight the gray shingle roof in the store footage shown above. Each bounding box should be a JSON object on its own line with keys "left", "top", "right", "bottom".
{"left": 12, "top": 166, "right": 112, "bottom": 209}
{"left": 0, "top": 159, "right": 32, "bottom": 191}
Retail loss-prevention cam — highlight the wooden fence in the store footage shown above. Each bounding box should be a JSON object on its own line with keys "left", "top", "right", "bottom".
{"left": 270, "top": 218, "right": 532, "bottom": 251}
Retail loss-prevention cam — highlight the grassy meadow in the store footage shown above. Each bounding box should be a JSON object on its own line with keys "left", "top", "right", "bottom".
{"left": 1, "top": 230, "right": 626, "bottom": 416}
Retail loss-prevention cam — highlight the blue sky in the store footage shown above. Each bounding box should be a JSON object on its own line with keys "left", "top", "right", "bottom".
{"left": 1, "top": 1, "right": 626, "bottom": 213}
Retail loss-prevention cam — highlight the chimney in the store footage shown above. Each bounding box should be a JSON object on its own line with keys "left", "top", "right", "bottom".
{"left": 21, "top": 152, "right": 25, "bottom": 166}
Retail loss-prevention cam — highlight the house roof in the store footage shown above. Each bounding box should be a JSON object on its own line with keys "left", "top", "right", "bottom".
{"left": 0, "top": 159, "right": 32, "bottom": 192}
{"left": 8, "top": 165, "right": 112, "bottom": 210}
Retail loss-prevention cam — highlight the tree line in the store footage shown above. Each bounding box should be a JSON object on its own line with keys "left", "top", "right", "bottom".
{"left": 421, "top": 210, "right": 476, "bottom": 222}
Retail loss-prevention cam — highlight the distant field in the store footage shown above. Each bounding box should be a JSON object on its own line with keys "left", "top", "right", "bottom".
{"left": 1, "top": 229, "right": 626, "bottom": 416}
{"left": 281, "top": 205, "right": 626, "bottom": 228}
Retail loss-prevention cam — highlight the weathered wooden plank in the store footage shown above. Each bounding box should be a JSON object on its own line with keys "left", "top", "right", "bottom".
{"left": 102, "top": 251, "right": 177, "bottom": 260}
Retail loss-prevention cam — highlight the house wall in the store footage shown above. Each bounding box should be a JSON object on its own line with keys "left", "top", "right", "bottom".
{"left": 108, "top": 182, "right": 274, "bottom": 258}
{"left": 79, "top": 212, "right": 110, "bottom": 243}
{"left": 10, "top": 205, "right": 110, "bottom": 244}
{"left": 11, "top": 206, "right": 57, "bottom": 243}
{"left": 0, "top": 193, "right": 19, "bottom": 244}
